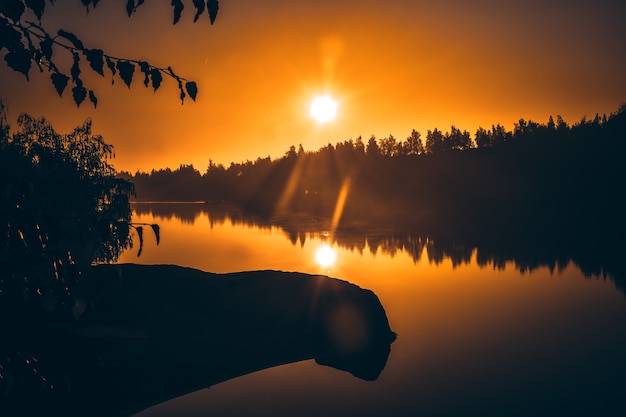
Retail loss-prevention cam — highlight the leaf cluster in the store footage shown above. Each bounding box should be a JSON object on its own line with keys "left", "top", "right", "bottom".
{"left": 0, "top": 104, "right": 160, "bottom": 334}
{"left": 131, "top": 222, "right": 161, "bottom": 257}
{"left": 0, "top": 0, "right": 219, "bottom": 106}
{"left": 1, "top": 111, "right": 136, "bottom": 264}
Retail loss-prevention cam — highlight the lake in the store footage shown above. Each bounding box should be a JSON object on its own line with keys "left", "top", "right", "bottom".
{"left": 118, "top": 202, "right": 626, "bottom": 417}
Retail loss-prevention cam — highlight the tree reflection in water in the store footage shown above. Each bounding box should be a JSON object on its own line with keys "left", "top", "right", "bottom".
{"left": 132, "top": 202, "right": 626, "bottom": 295}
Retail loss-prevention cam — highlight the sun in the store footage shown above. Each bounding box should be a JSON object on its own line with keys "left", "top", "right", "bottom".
{"left": 310, "top": 95, "right": 338, "bottom": 123}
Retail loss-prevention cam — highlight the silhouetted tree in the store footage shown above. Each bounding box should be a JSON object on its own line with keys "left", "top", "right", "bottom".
{"left": 285, "top": 145, "right": 297, "bottom": 158}
{"left": 425, "top": 128, "right": 444, "bottom": 154}
{"left": 490, "top": 124, "right": 511, "bottom": 146}
{"left": 335, "top": 139, "right": 355, "bottom": 160}
{"left": 555, "top": 115, "right": 569, "bottom": 134}
{"left": 379, "top": 134, "right": 398, "bottom": 157}
{"left": 366, "top": 134, "right": 380, "bottom": 156}
{"left": 475, "top": 126, "right": 490, "bottom": 148}
{"left": 513, "top": 118, "right": 542, "bottom": 142}
{"left": 444, "top": 125, "right": 472, "bottom": 150}
{"left": 354, "top": 135, "right": 365, "bottom": 155}
{"left": 1, "top": 0, "right": 220, "bottom": 106}
{"left": 207, "top": 158, "right": 226, "bottom": 174}
{"left": 0, "top": 105, "right": 137, "bottom": 327}
{"left": 546, "top": 115, "right": 556, "bottom": 132}
{"left": 403, "top": 129, "right": 425, "bottom": 155}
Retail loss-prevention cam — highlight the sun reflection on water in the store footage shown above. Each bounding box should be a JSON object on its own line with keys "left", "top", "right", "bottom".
{"left": 315, "top": 243, "right": 337, "bottom": 269}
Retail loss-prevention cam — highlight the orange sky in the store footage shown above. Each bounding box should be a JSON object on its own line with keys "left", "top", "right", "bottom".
{"left": 2, "top": 0, "right": 625, "bottom": 173}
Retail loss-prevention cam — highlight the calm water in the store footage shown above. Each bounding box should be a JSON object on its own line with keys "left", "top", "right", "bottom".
{"left": 119, "top": 203, "right": 626, "bottom": 417}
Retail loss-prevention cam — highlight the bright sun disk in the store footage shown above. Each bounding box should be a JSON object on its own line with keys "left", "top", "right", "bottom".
{"left": 310, "top": 95, "right": 338, "bottom": 123}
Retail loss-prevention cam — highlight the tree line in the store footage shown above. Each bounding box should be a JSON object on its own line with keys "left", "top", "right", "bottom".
{"left": 120, "top": 105, "right": 626, "bottom": 276}
{"left": 122, "top": 106, "right": 622, "bottom": 208}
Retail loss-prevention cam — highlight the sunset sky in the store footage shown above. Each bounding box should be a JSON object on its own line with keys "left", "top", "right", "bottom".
{"left": 1, "top": 0, "right": 625, "bottom": 173}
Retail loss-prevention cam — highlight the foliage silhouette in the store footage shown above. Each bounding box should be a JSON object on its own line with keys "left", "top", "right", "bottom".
{"left": 1, "top": 108, "right": 134, "bottom": 263}
{"left": 0, "top": 0, "right": 219, "bottom": 106}
{"left": 0, "top": 106, "right": 162, "bottom": 406}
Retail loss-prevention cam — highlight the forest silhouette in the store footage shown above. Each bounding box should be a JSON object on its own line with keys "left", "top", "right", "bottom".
{"left": 122, "top": 106, "right": 625, "bottom": 234}
{"left": 122, "top": 105, "right": 626, "bottom": 292}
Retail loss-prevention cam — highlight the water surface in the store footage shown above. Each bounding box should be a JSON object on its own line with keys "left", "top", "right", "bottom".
{"left": 119, "top": 203, "right": 626, "bottom": 417}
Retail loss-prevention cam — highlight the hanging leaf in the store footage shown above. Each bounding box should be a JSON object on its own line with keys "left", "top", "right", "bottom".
{"left": 150, "top": 68, "right": 162, "bottom": 91}
{"left": 192, "top": 0, "right": 205, "bottom": 22}
{"left": 116, "top": 60, "right": 134, "bottom": 88}
{"left": 70, "top": 52, "right": 81, "bottom": 81}
{"left": 72, "top": 83, "right": 87, "bottom": 107}
{"left": 80, "top": 0, "right": 103, "bottom": 10}
{"left": 84, "top": 48, "right": 104, "bottom": 76}
{"left": 138, "top": 61, "right": 150, "bottom": 87}
{"left": 137, "top": 0, "right": 145, "bottom": 8}
{"left": 136, "top": 226, "right": 144, "bottom": 257}
{"left": 0, "top": 0, "right": 26, "bottom": 22}
{"left": 171, "top": 0, "right": 184, "bottom": 24}
{"left": 57, "top": 30, "right": 85, "bottom": 50}
{"left": 0, "top": 21, "right": 22, "bottom": 51}
{"left": 128, "top": 0, "right": 144, "bottom": 15}
{"left": 24, "top": 0, "right": 46, "bottom": 21}
{"left": 105, "top": 56, "right": 116, "bottom": 84}
{"left": 208, "top": 0, "right": 219, "bottom": 24}
{"left": 51, "top": 72, "right": 69, "bottom": 96}
{"left": 177, "top": 79, "right": 185, "bottom": 104}
{"left": 150, "top": 224, "right": 160, "bottom": 245}
{"left": 185, "top": 81, "right": 198, "bottom": 101}
{"left": 125, "top": 0, "right": 135, "bottom": 17}
{"left": 40, "top": 35, "right": 53, "bottom": 60}
{"left": 88, "top": 90, "right": 98, "bottom": 108}
{"left": 4, "top": 47, "right": 31, "bottom": 80}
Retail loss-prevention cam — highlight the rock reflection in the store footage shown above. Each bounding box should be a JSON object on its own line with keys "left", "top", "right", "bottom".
{"left": 1, "top": 264, "right": 395, "bottom": 417}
